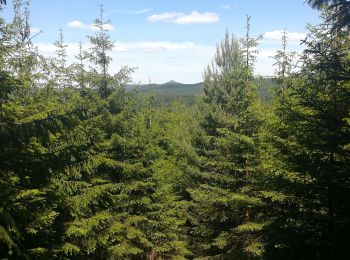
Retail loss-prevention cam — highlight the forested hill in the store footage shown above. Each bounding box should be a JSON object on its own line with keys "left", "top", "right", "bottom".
{"left": 130, "top": 81, "right": 204, "bottom": 96}
{"left": 130, "top": 77, "right": 275, "bottom": 105}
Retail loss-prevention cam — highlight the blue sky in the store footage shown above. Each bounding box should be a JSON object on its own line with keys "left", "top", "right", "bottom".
{"left": 2, "top": 0, "right": 321, "bottom": 83}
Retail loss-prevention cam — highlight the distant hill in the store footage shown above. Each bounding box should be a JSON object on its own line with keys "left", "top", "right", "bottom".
{"left": 129, "top": 81, "right": 204, "bottom": 106}
{"left": 131, "top": 81, "right": 204, "bottom": 97}
{"left": 129, "top": 77, "right": 277, "bottom": 106}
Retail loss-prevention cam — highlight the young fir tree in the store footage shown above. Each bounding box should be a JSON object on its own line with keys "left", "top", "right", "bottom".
{"left": 271, "top": 29, "right": 296, "bottom": 99}
{"left": 0, "top": 69, "right": 100, "bottom": 258}
{"left": 73, "top": 41, "right": 88, "bottom": 88}
{"left": 55, "top": 87, "right": 192, "bottom": 259}
{"left": 7, "top": 0, "right": 41, "bottom": 85}
{"left": 241, "top": 16, "right": 263, "bottom": 72}
{"left": 86, "top": 3, "right": 114, "bottom": 98}
{"left": 53, "top": 29, "right": 71, "bottom": 88}
{"left": 45, "top": 8, "right": 189, "bottom": 256}
{"left": 0, "top": 15, "right": 12, "bottom": 71}
{"left": 262, "top": 3, "right": 350, "bottom": 259}
{"left": 104, "top": 101, "right": 192, "bottom": 259}
{"left": 188, "top": 30, "right": 266, "bottom": 258}
{"left": 0, "top": 3, "right": 119, "bottom": 258}
{"left": 51, "top": 90, "right": 114, "bottom": 259}
{"left": 0, "top": 4, "right": 95, "bottom": 258}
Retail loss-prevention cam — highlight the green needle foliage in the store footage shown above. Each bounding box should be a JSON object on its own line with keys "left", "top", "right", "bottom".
{"left": 0, "top": 71, "right": 99, "bottom": 258}
{"left": 188, "top": 30, "right": 266, "bottom": 259}
{"left": 86, "top": 4, "right": 115, "bottom": 98}
{"left": 307, "top": 0, "right": 350, "bottom": 32}
{"left": 54, "top": 91, "right": 193, "bottom": 259}
{"left": 262, "top": 5, "right": 350, "bottom": 259}
{"left": 1, "top": 1, "right": 349, "bottom": 259}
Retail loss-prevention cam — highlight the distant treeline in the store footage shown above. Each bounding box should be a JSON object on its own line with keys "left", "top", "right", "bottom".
{"left": 131, "top": 77, "right": 276, "bottom": 106}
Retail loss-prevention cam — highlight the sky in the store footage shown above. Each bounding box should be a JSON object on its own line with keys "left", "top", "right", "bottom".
{"left": 1, "top": 0, "right": 322, "bottom": 84}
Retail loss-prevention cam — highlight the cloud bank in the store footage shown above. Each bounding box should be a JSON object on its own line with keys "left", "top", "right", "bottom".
{"left": 109, "top": 9, "right": 152, "bottom": 15}
{"left": 264, "top": 30, "right": 306, "bottom": 42}
{"left": 220, "top": 4, "right": 231, "bottom": 10}
{"left": 147, "top": 11, "right": 219, "bottom": 25}
{"left": 34, "top": 40, "right": 215, "bottom": 83}
{"left": 67, "top": 20, "right": 115, "bottom": 31}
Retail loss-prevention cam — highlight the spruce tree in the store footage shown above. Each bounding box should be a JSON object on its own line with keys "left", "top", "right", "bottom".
{"left": 306, "top": 0, "right": 350, "bottom": 32}
{"left": 55, "top": 88, "right": 192, "bottom": 259}
{"left": 73, "top": 41, "right": 88, "bottom": 89}
{"left": 86, "top": 3, "right": 114, "bottom": 98}
{"left": 271, "top": 29, "right": 296, "bottom": 99}
{"left": 188, "top": 30, "right": 266, "bottom": 258}
{"left": 0, "top": 3, "right": 110, "bottom": 258}
{"left": 241, "top": 16, "right": 263, "bottom": 71}
{"left": 262, "top": 4, "right": 350, "bottom": 259}
{"left": 53, "top": 29, "right": 71, "bottom": 88}
{"left": 0, "top": 70, "right": 98, "bottom": 258}
{"left": 7, "top": 0, "right": 40, "bottom": 84}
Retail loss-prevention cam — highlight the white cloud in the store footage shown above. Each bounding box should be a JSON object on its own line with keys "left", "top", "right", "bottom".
{"left": 175, "top": 11, "right": 219, "bottom": 25}
{"left": 30, "top": 27, "right": 41, "bottom": 34}
{"left": 67, "top": 20, "right": 85, "bottom": 29}
{"left": 36, "top": 41, "right": 202, "bottom": 56}
{"left": 264, "top": 30, "right": 306, "bottom": 42}
{"left": 113, "top": 45, "right": 129, "bottom": 52}
{"left": 147, "top": 11, "right": 219, "bottom": 25}
{"left": 258, "top": 49, "right": 278, "bottom": 58}
{"left": 109, "top": 9, "right": 152, "bottom": 15}
{"left": 132, "top": 9, "right": 152, "bottom": 14}
{"left": 67, "top": 20, "right": 115, "bottom": 31}
{"left": 120, "top": 41, "right": 197, "bottom": 52}
{"left": 93, "top": 23, "right": 114, "bottom": 31}
{"left": 35, "top": 43, "right": 55, "bottom": 56}
{"left": 147, "top": 12, "right": 184, "bottom": 23}
{"left": 256, "top": 49, "right": 303, "bottom": 76}
{"left": 220, "top": 4, "right": 231, "bottom": 10}
{"left": 35, "top": 42, "right": 81, "bottom": 57}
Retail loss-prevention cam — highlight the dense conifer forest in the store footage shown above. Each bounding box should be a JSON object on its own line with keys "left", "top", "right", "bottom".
{"left": 0, "top": 0, "right": 349, "bottom": 259}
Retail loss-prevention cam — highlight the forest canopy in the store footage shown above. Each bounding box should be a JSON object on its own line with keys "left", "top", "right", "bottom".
{"left": 0, "top": 0, "right": 349, "bottom": 259}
